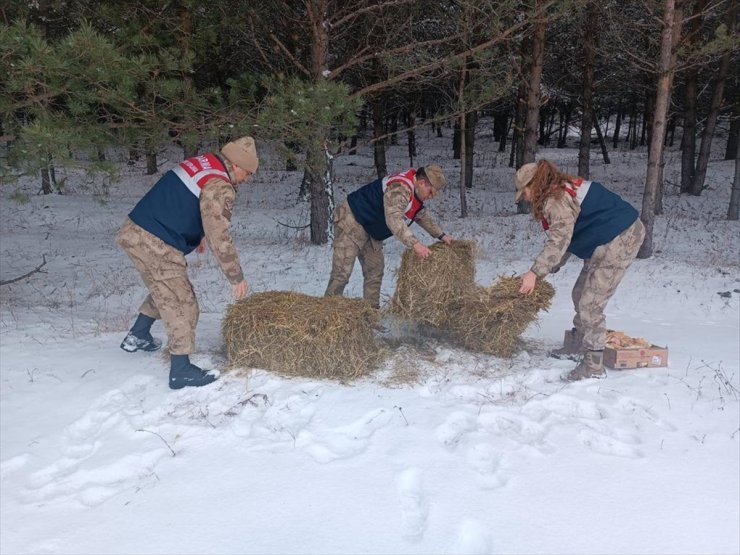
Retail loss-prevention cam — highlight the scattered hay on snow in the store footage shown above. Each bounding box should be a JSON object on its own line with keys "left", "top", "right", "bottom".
{"left": 444, "top": 277, "right": 555, "bottom": 357}
{"left": 222, "top": 291, "right": 383, "bottom": 381}
{"left": 389, "top": 240, "right": 554, "bottom": 357}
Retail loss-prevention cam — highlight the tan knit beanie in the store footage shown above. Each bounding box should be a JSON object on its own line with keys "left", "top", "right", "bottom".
{"left": 221, "top": 136, "right": 259, "bottom": 173}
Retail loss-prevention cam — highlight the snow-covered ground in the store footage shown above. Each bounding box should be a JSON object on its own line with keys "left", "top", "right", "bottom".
{"left": 1, "top": 126, "right": 738, "bottom": 555}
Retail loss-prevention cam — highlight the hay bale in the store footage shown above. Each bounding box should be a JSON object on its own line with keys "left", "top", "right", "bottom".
{"left": 388, "top": 240, "right": 476, "bottom": 326}
{"left": 222, "top": 291, "right": 383, "bottom": 381}
{"left": 444, "top": 277, "right": 555, "bottom": 357}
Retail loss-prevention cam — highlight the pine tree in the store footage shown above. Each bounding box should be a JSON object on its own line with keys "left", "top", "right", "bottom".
{"left": 0, "top": 21, "right": 140, "bottom": 192}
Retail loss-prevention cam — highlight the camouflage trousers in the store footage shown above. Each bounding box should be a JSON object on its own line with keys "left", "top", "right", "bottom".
{"left": 324, "top": 200, "right": 385, "bottom": 309}
{"left": 117, "top": 218, "right": 198, "bottom": 355}
{"left": 572, "top": 219, "right": 646, "bottom": 350}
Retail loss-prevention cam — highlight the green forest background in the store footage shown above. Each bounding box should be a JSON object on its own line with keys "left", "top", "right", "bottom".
{"left": 1, "top": 0, "right": 737, "bottom": 250}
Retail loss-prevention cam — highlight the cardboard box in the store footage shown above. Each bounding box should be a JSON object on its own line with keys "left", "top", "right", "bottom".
{"left": 602, "top": 345, "right": 668, "bottom": 369}
{"left": 563, "top": 329, "right": 668, "bottom": 369}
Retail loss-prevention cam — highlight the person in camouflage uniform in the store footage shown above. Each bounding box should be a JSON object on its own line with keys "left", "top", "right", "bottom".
{"left": 325, "top": 165, "right": 453, "bottom": 309}
{"left": 515, "top": 159, "right": 645, "bottom": 381}
{"left": 117, "top": 137, "right": 259, "bottom": 389}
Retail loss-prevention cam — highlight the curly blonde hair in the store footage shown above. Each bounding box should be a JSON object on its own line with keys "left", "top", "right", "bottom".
{"left": 527, "top": 160, "right": 579, "bottom": 220}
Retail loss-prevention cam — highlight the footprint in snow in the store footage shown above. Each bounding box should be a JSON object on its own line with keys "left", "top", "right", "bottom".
{"left": 612, "top": 397, "right": 677, "bottom": 432}
{"left": 435, "top": 411, "right": 477, "bottom": 449}
{"left": 396, "top": 467, "right": 428, "bottom": 541}
{"left": 296, "top": 407, "right": 392, "bottom": 463}
{"left": 466, "top": 443, "right": 507, "bottom": 490}
{"left": 585, "top": 420, "right": 642, "bottom": 446}
{"left": 477, "top": 412, "right": 553, "bottom": 454}
{"left": 450, "top": 519, "right": 493, "bottom": 555}
{"left": 21, "top": 377, "right": 167, "bottom": 507}
{"left": 22, "top": 450, "right": 166, "bottom": 507}
{"left": 25, "top": 388, "right": 136, "bottom": 492}
{"left": 232, "top": 392, "right": 317, "bottom": 444}
{"left": 0, "top": 453, "right": 30, "bottom": 478}
{"left": 530, "top": 393, "right": 606, "bottom": 421}
{"left": 578, "top": 427, "right": 643, "bottom": 459}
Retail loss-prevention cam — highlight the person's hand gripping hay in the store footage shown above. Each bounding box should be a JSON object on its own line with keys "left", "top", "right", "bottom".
{"left": 388, "top": 240, "right": 477, "bottom": 327}
{"left": 413, "top": 232, "right": 453, "bottom": 260}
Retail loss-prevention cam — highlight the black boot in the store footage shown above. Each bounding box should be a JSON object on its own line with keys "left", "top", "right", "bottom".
{"left": 120, "top": 313, "right": 161, "bottom": 352}
{"left": 169, "top": 354, "right": 218, "bottom": 390}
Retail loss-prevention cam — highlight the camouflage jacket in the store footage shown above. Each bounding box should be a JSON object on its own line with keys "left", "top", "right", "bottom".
{"left": 530, "top": 193, "right": 579, "bottom": 277}
{"left": 383, "top": 182, "right": 444, "bottom": 248}
{"left": 199, "top": 166, "right": 244, "bottom": 285}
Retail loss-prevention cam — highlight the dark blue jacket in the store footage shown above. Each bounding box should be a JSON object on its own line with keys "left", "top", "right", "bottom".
{"left": 347, "top": 177, "right": 423, "bottom": 241}
{"left": 128, "top": 153, "right": 230, "bottom": 254}
{"left": 568, "top": 182, "right": 638, "bottom": 259}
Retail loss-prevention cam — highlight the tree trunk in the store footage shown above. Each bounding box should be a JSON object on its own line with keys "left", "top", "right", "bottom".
{"left": 523, "top": 3, "right": 546, "bottom": 165}
{"left": 371, "top": 99, "right": 387, "bottom": 179}
{"left": 594, "top": 114, "right": 610, "bottom": 164}
{"left": 726, "top": 112, "right": 739, "bottom": 160}
{"left": 667, "top": 115, "right": 676, "bottom": 146}
{"left": 656, "top": 0, "right": 684, "bottom": 216}
{"left": 407, "top": 111, "right": 416, "bottom": 167}
{"left": 497, "top": 110, "right": 509, "bottom": 152}
{"left": 41, "top": 166, "right": 53, "bottom": 195}
{"left": 510, "top": 95, "right": 521, "bottom": 166}
{"left": 388, "top": 113, "right": 398, "bottom": 145}
{"left": 541, "top": 107, "right": 550, "bottom": 146}
{"left": 306, "top": 145, "right": 332, "bottom": 245}
{"left": 628, "top": 95, "right": 638, "bottom": 150}
{"left": 511, "top": 31, "right": 530, "bottom": 174}
{"left": 656, "top": 149, "right": 666, "bottom": 215}
{"left": 299, "top": 168, "right": 311, "bottom": 201}
{"left": 728, "top": 138, "right": 740, "bottom": 220}
{"left": 493, "top": 108, "right": 508, "bottom": 144}
{"left": 458, "top": 60, "right": 468, "bottom": 217}
{"left": 679, "top": 0, "right": 706, "bottom": 192}
{"left": 128, "top": 146, "right": 140, "bottom": 166}
{"left": 690, "top": 4, "right": 734, "bottom": 195}
{"left": 558, "top": 102, "right": 572, "bottom": 148}
{"left": 639, "top": 0, "right": 681, "bottom": 259}
{"left": 512, "top": 84, "right": 529, "bottom": 213}
{"left": 307, "top": 0, "right": 332, "bottom": 245}
{"left": 464, "top": 110, "right": 476, "bottom": 189}
{"left": 453, "top": 120, "right": 461, "bottom": 159}
{"left": 641, "top": 89, "right": 652, "bottom": 147}
{"left": 286, "top": 141, "right": 300, "bottom": 172}
{"left": 146, "top": 151, "right": 158, "bottom": 175}
{"left": 681, "top": 68, "right": 698, "bottom": 193}
{"left": 578, "top": 2, "right": 597, "bottom": 178}
{"left": 613, "top": 97, "right": 623, "bottom": 148}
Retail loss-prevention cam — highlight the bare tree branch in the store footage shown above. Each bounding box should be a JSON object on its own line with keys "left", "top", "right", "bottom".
{"left": 328, "top": 33, "right": 466, "bottom": 81}
{"left": 268, "top": 32, "right": 311, "bottom": 77}
{"left": 350, "top": 0, "right": 559, "bottom": 99}
{"left": 273, "top": 218, "right": 310, "bottom": 230}
{"left": 0, "top": 255, "right": 47, "bottom": 286}
{"left": 330, "top": 0, "right": 417, "bottom": 29}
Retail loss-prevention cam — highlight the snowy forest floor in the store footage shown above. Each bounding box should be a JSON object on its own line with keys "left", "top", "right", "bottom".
{"left": 1, "top": 127, "right": 739, "bottom": 555}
